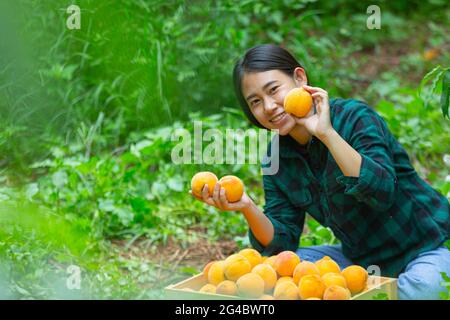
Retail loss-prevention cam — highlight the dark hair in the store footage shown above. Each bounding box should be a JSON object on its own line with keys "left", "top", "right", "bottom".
{"left": 233, "top": 44, "right": 305, "bottom": 128}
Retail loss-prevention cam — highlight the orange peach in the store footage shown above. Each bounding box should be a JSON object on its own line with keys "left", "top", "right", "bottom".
{"left": 341, "top": 265, "right": 368, "bottom": 295}
{"left": 239, "top": 248, "right": 262, "bottom": 268}
{"left": 218, "top": 175, "right": 244, "bottom": 202}
{"left": 251, "top": 264, "right": 277, "bottom": 293}
{"left": 273, "top": 281, "right": 299, "bottom": 300}
{"left": 323, "top": 285, "right": 351, "bottom": 300}
{"left": 208, "top": 261, "right": 225, "bottom": 286}
{"left": 293, "top": 261, "right": 320, "bottom": 285}
{"left": 263, "top": 256, "right": 278, "bottom": 269}
{"left": 202, "top": 260, "right": 216, "bottom": 282}
{"left": 298, "top": 274, "right": 326, "bottom": 300}
{"left": 199, "top": 284, "right": 216, "bottom": 294}
{"left": 216, "top": 280, "right": 238, "bottom": 296}
{"left": 321, "top": 272, "right": 347, "bottom": 289}
{"left": 315, "top": 256, "right": 341, "bottom": 276}
{"left": 273, "top": 251, "right": 301, "bottom": 277}
{"left": 283, "top": 87, "right": 313, "bottom": 118}
{"left": 276, "top": 276, "right": 295, "bottom": 286}
{"left": 223, "top": 254, "right": 252, "bottom": 281}
{"left": 236, "top": 273, "right": 265, "bottom": 298}
{"left": 191, "top": 172, "right": 218, "bottom": 197}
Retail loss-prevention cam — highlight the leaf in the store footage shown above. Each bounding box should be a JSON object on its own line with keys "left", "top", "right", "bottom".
{"left": 51, "top": 171, "right": 68, "bottom": 189}
{"left": 372, "top": 293, "right": 389, "bottom": 300}
{"left": 440, "top": 69, "right": 450, "bottom": 118}
{"left": 179, "top": 266, "right": 200, "bottom": 275}
{"left": 114, "top": 207, "right": 134, "bottom": 226}
{"left": 15, "top": 285, "right": 32, "bottom": 296}
{"left": 166, "top": 177, "right": 184, "bottom": 192}
{"left": 98, "top": 199, "right": 116, "bottom": 212}
{"left": 25, "top": 183, "right": 39, "bottom": 200}
{"left": 418, "top": 66, "right": 444, "bottom": 108}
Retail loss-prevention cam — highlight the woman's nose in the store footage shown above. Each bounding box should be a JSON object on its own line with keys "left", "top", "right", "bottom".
{"left": 263, "top": 98, "right": 277, "bottom": 114}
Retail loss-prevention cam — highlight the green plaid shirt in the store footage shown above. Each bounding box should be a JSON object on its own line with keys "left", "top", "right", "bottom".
{"left": 250, "top": 98, "right": 450, "bottom": 277}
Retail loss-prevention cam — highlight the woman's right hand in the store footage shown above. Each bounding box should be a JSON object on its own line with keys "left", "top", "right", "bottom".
{"left": 189, "top": 183, "right": 252, "bottom": 212}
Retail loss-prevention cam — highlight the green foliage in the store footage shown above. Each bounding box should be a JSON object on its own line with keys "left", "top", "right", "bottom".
{"left": 301, "top": 217, "right": 338, "bottom": 247}
{"left": 418, "top": 66, "right": 450, "bottom": 118}
{"left": 21, "top": 110, "right": 262, "bottom": 243}
{"left": 372, "top": 293, "right": 389, "bottom": 300}
{"left": 440, "top": 272, "right": 450, "bottom": 300}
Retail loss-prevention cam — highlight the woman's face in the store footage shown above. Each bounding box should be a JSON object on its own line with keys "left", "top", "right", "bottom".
{"left": 241, "top": 68, "right": 308, "bottom": 135}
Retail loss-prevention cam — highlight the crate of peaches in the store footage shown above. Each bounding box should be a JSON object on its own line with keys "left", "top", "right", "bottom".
{"left": 165, "top": 249, "right": 398, "bottom": 300}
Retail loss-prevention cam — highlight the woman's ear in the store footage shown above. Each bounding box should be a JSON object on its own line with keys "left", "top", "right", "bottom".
{"left": 293, "top": 67, "right": 308, "bottom": 87}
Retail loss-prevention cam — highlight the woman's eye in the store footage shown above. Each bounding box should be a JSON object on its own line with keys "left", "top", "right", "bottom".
{"left": 251, "top": 99, "right": 260, "bottom": 107}
{"left": 270, "top": 86, "right": 278, "bottom": 94}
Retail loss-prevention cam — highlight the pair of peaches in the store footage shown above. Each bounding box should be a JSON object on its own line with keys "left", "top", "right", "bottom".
{"left": 191, "top": 172, "right": 244, "bottom": 203}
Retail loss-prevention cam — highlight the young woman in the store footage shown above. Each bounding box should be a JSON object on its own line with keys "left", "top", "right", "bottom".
{"left": 191, "top": 44, "right": 450, "bottom": 299}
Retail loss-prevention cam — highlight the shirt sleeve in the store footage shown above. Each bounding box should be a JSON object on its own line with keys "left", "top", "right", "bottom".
{"left": 249, "top": 173, "right": 305, "bottom": 256}
{"left": 336, "top": 102, "right": 398, "bottom": 211}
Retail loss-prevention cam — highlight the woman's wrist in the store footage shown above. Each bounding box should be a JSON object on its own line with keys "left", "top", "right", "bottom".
{"left": 240, "top": 198, "right": 256, "bottom": 216}
{"left": 317, "top": 128, "right": 338, "bottom": 146}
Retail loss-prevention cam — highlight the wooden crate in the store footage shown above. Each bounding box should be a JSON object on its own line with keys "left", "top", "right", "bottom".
{"left": 165, "top": 273, "right": 398, "bottom": 300}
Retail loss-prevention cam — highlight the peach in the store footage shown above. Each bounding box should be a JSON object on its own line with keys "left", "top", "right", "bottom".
{"left": 341, "top": 265, "right": 368, "bottom": 295}
{"left": 315, "top": 256, "right": 341, "bottom": 276}
{"left": 251, "top": 264, "right": 277, "bottom": 293}
{"left": 263, "top": 256, "right": 278, "bottom": 269}
{"left": 218, "top": 175, "right": 244, "bottom": 202}
{"left": 199, "top": 284, "right": 216, "bottom": 294}
{"left": 216, "top": 280, "right": 238, "bottom": 296}
{"left": 239, "top": 248, "right": 262, "bottom": 268}
{"left": 321, "top": 272, "right": 347, "bottom": 289}
{"left": 298, "top": 274, "right": 326, "bottom": 300}
{"left": 191, "top": 172, "right": 218, "bottom": 197}
{"left": 273, "top": 251, "right": 301, "bottom": 277}
{"left": 236, "top": 273, "right": 265, "bottom": 298}
{"left": 276, "top": 276, "right": 295, "bottom": 286}
{"left": 223, "top": 254, "right": 252, "bottom": 281}
{"left": 283, "top": 87, "right": 313, "bottom": 118}
{"left": 202, "top": 260, "right": 216, "bottom": 282}
{"left": 273, "top": 281, "right": 299, "bottom": 300}
{"left": 323, "top": 285, "right": 351, "bottom": 300}
{"left": 293, "top": 261, "right": 320, "bottom": 285}
{"left": 208, "top": 261, "right": 225, "bottom": 285}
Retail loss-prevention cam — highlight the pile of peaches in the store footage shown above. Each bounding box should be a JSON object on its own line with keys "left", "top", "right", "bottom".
{"left": 186, "top": 249, "right": 369, "bottom": 300}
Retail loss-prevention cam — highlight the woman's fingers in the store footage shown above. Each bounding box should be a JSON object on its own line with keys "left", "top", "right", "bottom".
{"left": 303, "top": 84, "right": 327, "bottom": 94}
{"left": 212, "top": 183, "right": 223, "bottom": 209}
{"left": 219, "top": 187, "right": 229, "bottom": 208}
{"left": 201, "top": 186, "right": 216, "bottom": 206}
{"left": 294, "top": 116, "right": 308, "bottom": 126}
{"left": 193, "top": 184, "right": 242, "bottom": 211}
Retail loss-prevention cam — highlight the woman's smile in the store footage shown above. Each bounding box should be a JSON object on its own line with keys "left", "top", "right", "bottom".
{"left": 269, "top": 111, "right": 287, "bottom": 125}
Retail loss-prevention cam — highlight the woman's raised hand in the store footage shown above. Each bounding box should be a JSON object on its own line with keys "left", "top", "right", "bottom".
{"left": 294, "top": 85, "right": 335, "bottom": 140}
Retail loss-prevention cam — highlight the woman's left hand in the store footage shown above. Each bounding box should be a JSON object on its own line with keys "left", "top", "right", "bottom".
{"left": 294, "top": 85, "right": 335, "bottom": 140}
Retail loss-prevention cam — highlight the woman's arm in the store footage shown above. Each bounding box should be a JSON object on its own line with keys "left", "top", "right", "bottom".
{"left": 241, "top": 200, "right": 274, "bottom": 247}
{"left": 190, "top": 174, "right": 304, "bottom": 254}
{"left": 296, "top": 86, "right": 397, "bottom": 210}
{"left": 296, "top": 85, "right": 362, "bottom": 178}
{"left": 320, "top": 129, "right": 362, "bottom": 177}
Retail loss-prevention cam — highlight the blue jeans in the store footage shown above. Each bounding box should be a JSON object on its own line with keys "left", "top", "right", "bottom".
{"left": 295, "top": 244, "right": 450, "bottom": 300}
